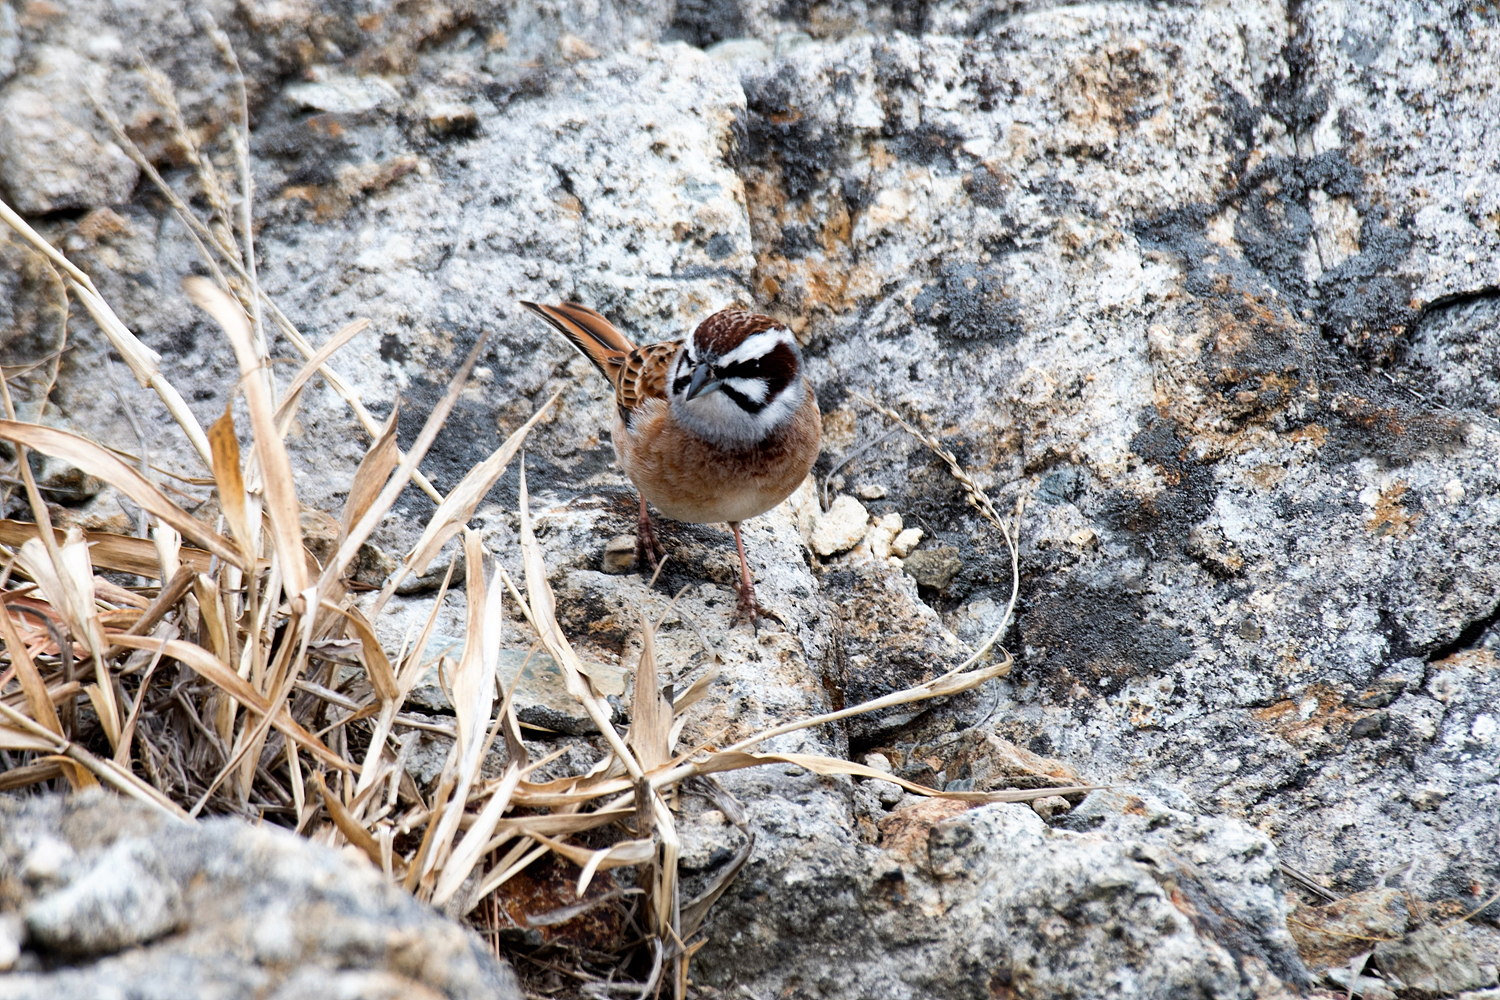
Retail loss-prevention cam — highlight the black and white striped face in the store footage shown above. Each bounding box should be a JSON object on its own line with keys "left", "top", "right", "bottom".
{"left": 668, "top": 311, "right": 805, "bottom": 448}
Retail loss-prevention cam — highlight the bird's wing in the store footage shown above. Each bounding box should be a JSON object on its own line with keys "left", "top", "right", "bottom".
{"left": 618, "top": 340, "right": 682, "bottom": 411}
{"left": 520, "top": 301, "right": 681, "bottom": 416}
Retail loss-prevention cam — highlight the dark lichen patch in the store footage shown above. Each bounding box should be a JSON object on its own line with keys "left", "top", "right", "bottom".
{"left": 1036, "top": 465, "right": 1087, "bottom": 506}
{"left": 962, "top": 164, "right": 1008, "bottom": 209}
{"left": 886, "top": 122, "right": 967, "bottom": 168}
{"left": 662, "top": 0, "right": 745, "bottom": 49}
{"left": 1233, "top": 151, "right": 1415, "bottom": 364}
{"left": 1315, "top": 216, "right": 1417, "bottom": 362}
{"left": 482, "top": 66, "right": 551, "bottom": 111}
{"left": 253, "top": 113, "right": 361, "bottom": 187}
{"left": 910, "top": 259, "right": 1023, "bottom": 344}
{"left": 552, "top": 574, "right": 633, "bottom": 655}
{"left": 743, "top": 66, "right": 842, "bottom": 203}
{"left": 1020, "top": 581, "right": 1194, "bottom": 700}
{"left": 1319, "top": 376, "right": 1468, "bottom": 468}
{"left": 1139, "top": 148, "right": 1418, "bottom": 369}
{"left": 1096, "top": 413, "right": 1218, "bottom": 555}
{"left": 1391, "top": 288, "right": 1500, "bottom": 415}
{"left": 1233, "top": 152, "right": 1361, "bottom": 301}
{"left": 817, "top": 565, "right": 959, "bottom": 742}
{"left": 1183, "top": 273, "right": 1318, "bottom": 429}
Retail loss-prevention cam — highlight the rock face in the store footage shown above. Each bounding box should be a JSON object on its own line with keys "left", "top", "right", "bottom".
{"left": 693, "top": 784, "right": 1311, "bottom": 998}
{"left": 3, "top": 0, "right": 1500, "bottom": 996}
{"left": 0, "top": 791, "right": 520, "bottom": 999}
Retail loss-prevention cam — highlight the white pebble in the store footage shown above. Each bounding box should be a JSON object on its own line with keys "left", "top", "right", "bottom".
{"left": 810, "top": 495, "right": 869, "bottom": 556}
{"left": 891, "top": 527, "right": 923, "bottom": 559}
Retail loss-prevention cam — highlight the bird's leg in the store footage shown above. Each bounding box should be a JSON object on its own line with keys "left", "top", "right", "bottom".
{"left": 635, "top": 494, "right": 666, "bottom": 571}
{"left": 729, "top": 521, "right": 782, "bottom": 629}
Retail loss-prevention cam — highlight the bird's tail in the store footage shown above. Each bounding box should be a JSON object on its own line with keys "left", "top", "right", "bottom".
{"left": 519, "top": 301, "right": 634, "bottom": 386}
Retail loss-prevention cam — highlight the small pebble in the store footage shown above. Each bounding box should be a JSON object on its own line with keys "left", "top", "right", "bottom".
{"left": 21, "top": 838, "right": 74, "bottom": 883}
{"left": 856, "top": 483, "right": 887, "bottom": 499}
{"left": 866, "top": 513, "right": 903, "bottom": 560}
{"left": 903, "top": 546, "right": 962, "bottom": 590}
{"left": 870, "top": 780, "right": 904, "bottom": 807}
{"left": 891, "top": 527, "right": 923, "bottom": 559}
{"left": 426, "top": 102, "right": 478, "bottom": 135}
{"left": 810, "top": 495, "right": 869, "bottom": 556}
{"left": 862, "top": 752, "right": 893, "bottom": 773}
{"left": 601, "top": 535, "right": 637, "bottom": 574}
{"left": 1031, "top": 795, "right": 1071, "bottom": 820}
{"left": 558, "top": 33, "right": 599, "bottom": 60}
{"left": 1410, "top": 787, "right": 1448, "bottom": 811}
{"left": 0, "top": 914, "right": 22, "bottom": 971}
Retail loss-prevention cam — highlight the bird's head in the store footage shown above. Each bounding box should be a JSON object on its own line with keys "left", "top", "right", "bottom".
{"left": 668, "top": 310, "right": 807, "bottom": 449}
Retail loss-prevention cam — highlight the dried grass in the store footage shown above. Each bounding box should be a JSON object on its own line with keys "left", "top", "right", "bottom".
{"left": 0, "top": 55, "right": 1090, "bottom": 999}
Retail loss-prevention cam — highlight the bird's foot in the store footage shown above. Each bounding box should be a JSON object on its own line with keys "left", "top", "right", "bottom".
{"left": 636, "top": 509, "right": 667, "bottom": 572}
{"left": 731, "top": 579, "right": 783, "bottom": 632}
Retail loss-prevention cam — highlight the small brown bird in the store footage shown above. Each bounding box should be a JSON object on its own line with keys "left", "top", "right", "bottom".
{"left": 521, "top": 301, "right": 821, "bottom": 623}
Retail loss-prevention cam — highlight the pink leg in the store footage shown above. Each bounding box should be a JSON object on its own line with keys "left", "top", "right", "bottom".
{"left": 636, "top": 494, "right": 665, "bottom": 571}
{"left": 729, "top": 521, "right": 781, "bottom": 628}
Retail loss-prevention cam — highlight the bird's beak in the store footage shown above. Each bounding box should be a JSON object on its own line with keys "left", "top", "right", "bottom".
{"left": 685, "top": 363, "right": 724, "bottom": 401}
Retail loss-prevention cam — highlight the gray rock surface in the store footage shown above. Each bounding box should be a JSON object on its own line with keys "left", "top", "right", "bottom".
{"left": 690, "top": 783, "right": 1309, "bottom": 998}
{"left": 2, "top": 0, "right": 1500, "bottom": 995}
{"left": 0, "top": 791, "right": 520, "bottom": 1000}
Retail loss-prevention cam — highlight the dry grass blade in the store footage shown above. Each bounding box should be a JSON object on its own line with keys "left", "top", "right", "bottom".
{"left": 680, "top": 779, "right": 752, "bottom": 939}
{"left": 0, "top": 196, "right": 212, "bottom": 466}
{"left": 44, "top": 755, "right": 101, "bottom": 793}
{"left": 439, "top": 666, "right": 534, "bottom": 909}
{"left": 657, "top": 650, "right": 1013, "bottom": 774}
{"left": 339, "top": 405, "right": 399, "bottom": 544}
{"left": 327, "top": 603, "right": 398, "bottom": 704}
{"left": 627, "top": 611, "right": 672, "bottom": 772}
{"left": 313, "top": 771, "right": 383, "bottom": 868}
{"left": 0, "top": 596, "right": 62, "bottom": 735}
{"left": 0, "top": 521, "right": 210, "bottom": 577}
{"left": 0, "top": 760, "right": 65, "bottom": 792}
{"left": 433, "top": 764, "right": 522, "bottom": 908}
{"left": 208, "top": 403, "right": 254, "bottom": 563}
{"left": 0, "top": 699, "right": 188, "bottom": 819}
{"left": 184, "top": 277, "right": 309, "bottom": 609}
{"left": 109, "top": 634, "right": 348, "bottom": 771}
{"left": 317, "top": 329, "right": 492, "bottom": 601}
{"left": 0, "top": 725, "right": 64, "bottom": 753}
{"left": 375, "top": 393, "right": 558, "bottom": 613}
{"left": 0, "top": 422, "right": 240, "bottom": 566}
{"left": 853, "top": 391, "right": 1023, "bottom": 668}
{"left": 683, "top": 751, "right": 1098, "bottom": 803}
{"left": 274, "top": 318, "right": 371, "bottom": 437}
{"left": 190, "top": 573, "right": 230, "bottom": 660}
{"left": 15, "top": 529, "right": 119, "bottom": 747}
{"left": 480, "top": 809, "right": 635, "bottom": 847}
{"left": 421, "top": 530, "right": 502, "bottom": 887}
{"left": 534, "top": 834, "right": 657, "bottom": 898}
{"left": 519, "top": 465, "right": 637, "bottom": 749}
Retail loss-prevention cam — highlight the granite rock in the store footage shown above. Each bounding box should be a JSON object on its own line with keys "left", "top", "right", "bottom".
{"left": 0, "top": 791, "right": 519, "bottom": 1000}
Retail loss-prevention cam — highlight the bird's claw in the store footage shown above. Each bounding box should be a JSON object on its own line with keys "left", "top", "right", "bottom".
{"left": 731, "top": 581, "right": 783, "bottom": 632}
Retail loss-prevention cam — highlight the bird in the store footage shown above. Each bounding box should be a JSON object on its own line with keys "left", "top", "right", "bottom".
{"left": 520, "top": 301, "right": 821, "bottom": 624}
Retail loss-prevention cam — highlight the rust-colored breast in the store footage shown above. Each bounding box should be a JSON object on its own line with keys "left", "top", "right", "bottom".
{"left": 615, "top": 383, "right": 821, "bottom": 524}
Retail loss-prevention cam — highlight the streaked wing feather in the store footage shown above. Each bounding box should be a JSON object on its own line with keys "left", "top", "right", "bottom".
{"left": 618, "top": 341, "right": 682, "bottom": 411}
